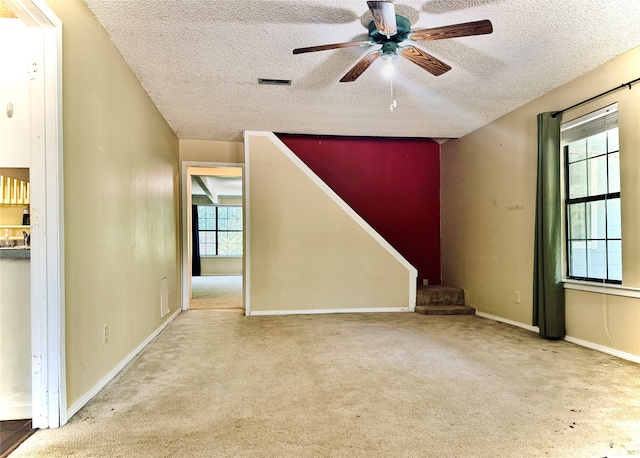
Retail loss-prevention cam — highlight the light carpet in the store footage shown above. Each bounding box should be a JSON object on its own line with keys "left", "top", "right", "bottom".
{"left": 190, "top": 275, "right": 243, "bottom": 311}
{"left": 12, "top": 312, "right": 640, "bottom": 457}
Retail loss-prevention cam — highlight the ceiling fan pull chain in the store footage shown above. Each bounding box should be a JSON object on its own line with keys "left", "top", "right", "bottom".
{"left": 390, "top": 73, "right": 397, "bottom": 112}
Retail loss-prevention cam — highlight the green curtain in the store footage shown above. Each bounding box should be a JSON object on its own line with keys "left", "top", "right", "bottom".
{"left": 533, "top": 112, "right": 565, "bottom": 339}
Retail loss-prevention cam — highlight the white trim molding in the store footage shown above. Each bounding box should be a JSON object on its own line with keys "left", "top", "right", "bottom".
{"left": 564, "top": 280, "right": 640, "bottom": 299}
{"left": 564, "top": 335, "right": 640, "bottom": 365}
{"left": 249, "top": 307, "right": 411, "bottom": 316}
{"left": 0, "top": 403, "right": 32, "bottom": 421}
{"left": 475, "top": 312, "right": 540, "bottom": 334}
{"left": 67, "top": 309, "right": 181, "bottom": 419}
{"left": 6, "top": 0, "right": 65, "bottom": 430}
{"left": 180, "top": 162, "right": 245, "bottom": 312}
{"left": 3, "top": 0, "right": 57, "bottom": 28}
{"left": 242, "top": 152, "right": 251, "bottom": 316}
{"left": 477, "top": 311, "right": 640, "bottom": 365}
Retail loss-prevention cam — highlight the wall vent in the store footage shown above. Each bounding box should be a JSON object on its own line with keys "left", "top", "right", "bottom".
{"left": 258, "top": 78, "right": 292, "bottom": 86}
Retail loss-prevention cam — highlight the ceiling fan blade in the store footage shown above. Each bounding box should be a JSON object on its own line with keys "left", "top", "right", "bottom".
{"left": 410, "top": 20, "right": 493, "bottom": 42}
{"left": 401, "top": 46, "right": 451, "bottom": 76}
{"left": 340, "top": 51, "right": 381, "bottom": 82}
{"left": 293, "top": 40, "right": 369, "bottom": 54}
{"left": 367, "top": 1, "right": 397, "bottom": 35}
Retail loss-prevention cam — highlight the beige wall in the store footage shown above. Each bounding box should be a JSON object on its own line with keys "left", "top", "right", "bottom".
{"left": 245, "top": 133, "right": 413, "bottom": 313}
{"left": 47, "top": 1, "right": 180, "bottom": 406}
{"left": 441, "top": 46, "right": 640, "bottom": 357}
{"left": 180, "top": 139, "right": 244, "bottom": 163}
{"left": 565, "top": 289, "right": 640, "bottom": 356}
{"left": 0, "top": 206, "right": 25, "bottom": 242}
{"left": 0, "top": 206, "right": 22, "bottom": 225}
{"left": 201, "top": 257, "right": 242, "bottom": 275}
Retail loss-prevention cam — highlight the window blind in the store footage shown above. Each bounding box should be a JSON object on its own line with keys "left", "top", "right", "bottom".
{"left": 561, "top": 106, "right": 618, "bottom": 145}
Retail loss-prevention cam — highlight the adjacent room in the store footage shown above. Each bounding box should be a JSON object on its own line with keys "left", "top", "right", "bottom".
{"left": 1, "top": 0, "right": 640, "bottom": 456}
{"left": 188, "top": 167, "right": 243, "bottom": 312}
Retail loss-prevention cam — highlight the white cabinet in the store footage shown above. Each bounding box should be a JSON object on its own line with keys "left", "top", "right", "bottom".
{"left": 0, "top": 19, "right": 30, "bottom": 168}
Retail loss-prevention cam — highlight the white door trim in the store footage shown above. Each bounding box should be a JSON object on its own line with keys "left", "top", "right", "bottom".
{"left": 180, "top": 162, "right": 245, "bottom": 312}
{"left": 5, "top": 0, "right": 66, "bottom": 428}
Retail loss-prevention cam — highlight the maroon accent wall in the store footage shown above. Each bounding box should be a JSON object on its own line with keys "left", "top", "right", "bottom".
{"left": 277, "top": 134, "right": 441, "bottom": 285}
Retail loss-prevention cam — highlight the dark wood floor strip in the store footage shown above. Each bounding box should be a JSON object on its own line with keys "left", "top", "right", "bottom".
{"left": 0, "top": 420, "right": 36, "bottom": 458}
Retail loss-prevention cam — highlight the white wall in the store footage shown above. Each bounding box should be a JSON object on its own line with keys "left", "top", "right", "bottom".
{"left": 0, "top": 258, "right": 31, "bottom": 420}
{"left": 0, "top": 18, "right": 30, "bottom": 168}
{"left": 0, "top": 16, "right": 32, "bottom": 422}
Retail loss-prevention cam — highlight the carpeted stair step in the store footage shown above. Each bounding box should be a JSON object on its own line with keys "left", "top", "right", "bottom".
{"left": 414, "top": 304, "right": 476, "bottom": 315}
{"left": 417, "top": 285, "right": 465, "bottom": 306}
{"left": 415, "top": 285, "right": 475, "bottom": 316}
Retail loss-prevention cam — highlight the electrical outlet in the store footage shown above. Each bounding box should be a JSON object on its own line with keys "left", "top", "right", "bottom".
{"left": 103, "top": 324, "right": 109, "bottom": 343}
{"left": 514, "top": 291, "right": 521, "bottom": 304}
{"left": 423, "top": 279, "right": 429, "bottom": 286}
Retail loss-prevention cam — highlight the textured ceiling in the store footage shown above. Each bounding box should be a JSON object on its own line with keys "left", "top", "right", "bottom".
{"left": 83, "top": 0, "right": 640, "bottom": 142}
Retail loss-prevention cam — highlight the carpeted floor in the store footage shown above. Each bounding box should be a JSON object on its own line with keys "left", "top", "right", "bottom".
{"left": 11, "top": 312, "right": 640, "bottom": 457}
{"left": 189, "top": 275, "right": 243, "bottom": 311}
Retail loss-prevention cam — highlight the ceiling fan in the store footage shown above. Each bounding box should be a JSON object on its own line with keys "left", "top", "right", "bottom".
{"left": 293, "top": 1, "right": 493, "bottom": 82}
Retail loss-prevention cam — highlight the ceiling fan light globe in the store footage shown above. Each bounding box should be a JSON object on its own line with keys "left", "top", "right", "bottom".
{"left": 383, "top": 59, "right": 395, "bottom": 78}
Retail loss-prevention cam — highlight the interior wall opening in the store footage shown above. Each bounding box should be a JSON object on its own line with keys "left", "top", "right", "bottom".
{"left": 1, "top": 0, "right": 65, "bottom": 431}
{"left": 183, "top": 165, "right": 244, "bottom": 312}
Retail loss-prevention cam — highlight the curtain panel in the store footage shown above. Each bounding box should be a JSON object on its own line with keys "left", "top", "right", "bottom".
{"left": 192, "top": 205, "right": 201, "bottom": 277}
{"left": 533, "top": 112, "right": 565, "bottom": 339}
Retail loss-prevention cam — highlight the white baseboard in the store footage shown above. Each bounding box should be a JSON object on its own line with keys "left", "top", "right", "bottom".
{"left": 248, "top": 307, "right": 410, "bottom": 316}
{"left": 475, "top": 311, "right": 540, "bottom": 333}
{"left": 476, "top": 312, "right": 640, "bottom": 364}
{"left": 0, "top": 403, "right": 32, "bottom": 421}
{"left": 564, "top": 335, "right": 640, "bottom": 365}
{"left": 67, "top": 308, "right": 181, "bottom": 419}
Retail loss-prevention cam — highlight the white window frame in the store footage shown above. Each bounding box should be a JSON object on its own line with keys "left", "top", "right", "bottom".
{"left": 561, "top": 104, "right": 621, "bottom": 285}
{"left": 196, "top": 204, "right": 243, "bottom": 257}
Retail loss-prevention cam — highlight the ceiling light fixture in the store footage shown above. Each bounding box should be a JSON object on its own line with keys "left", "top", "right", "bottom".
{"left": 382, "top": 56, "right": 395, "bottom": 78}
{"left": 381, "top": 52, "right": 398, "bottom": 112}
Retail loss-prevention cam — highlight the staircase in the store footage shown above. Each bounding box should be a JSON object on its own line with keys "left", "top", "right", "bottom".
{"left": 415, "top": 285, "right": 476, "bottom": 315}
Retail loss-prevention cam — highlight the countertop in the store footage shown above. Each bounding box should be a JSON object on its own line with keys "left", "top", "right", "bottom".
{"left": 0, "top": 247, "right": 31, "bottom": 259}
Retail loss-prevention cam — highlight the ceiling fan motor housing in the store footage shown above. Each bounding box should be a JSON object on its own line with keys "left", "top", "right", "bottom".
{"left": 380, "top": 41, "right": 400, "bottom": 59}
{"left": 368, "top": 15, "right": 411, "bottom": 43}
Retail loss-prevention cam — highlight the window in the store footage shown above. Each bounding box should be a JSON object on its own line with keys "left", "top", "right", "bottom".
{"left": 197, "top": 205, "right": 243, "bottom": 256}
{"left": 562, "top": 104, "right": 621, "bottom": 283}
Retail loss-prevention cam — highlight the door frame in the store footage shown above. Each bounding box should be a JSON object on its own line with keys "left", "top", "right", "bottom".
{"left": 181, "top": 162, "right": 245, "bottom": 311}
{"left": 5, "top": 0, "right": 66, "bottom": 428}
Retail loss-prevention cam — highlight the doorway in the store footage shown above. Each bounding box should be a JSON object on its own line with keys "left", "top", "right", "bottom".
{"left": 1, "top": 0, "right": 65, "bottom": 430}
{"left": 181, "top": 163, "right": 244, "bottom": 312}
{"left": 0, "top": 12, "right": 34, "bottom": 433}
